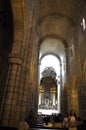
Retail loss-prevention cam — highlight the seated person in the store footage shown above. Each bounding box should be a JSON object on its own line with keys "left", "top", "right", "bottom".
{"left": 68, "top": 110, "right": 77, "bottom": 130}
{"left": 63, "top": 112, "right": 69, "bottom": 128}
{"left": 18, "top": 121, "right": 29, "bottom": 130}
{"left": 42, "top": 116, "right": 53, "bottom": 128}
{"left": 53, "top": 114, "right": 62, "bottom": 128}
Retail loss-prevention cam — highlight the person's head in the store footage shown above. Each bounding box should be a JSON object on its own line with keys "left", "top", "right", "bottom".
{"left": 43, "top": 116, "right": 50, "bottom": 125}
{"left": 64, "top": 112, "right": 69, "bottom": 117}
{"left": 18, "top": 121, "right": 29, "bottom": 130}
{"left": 70, "top": 110, "right": 76, "bottom": 117}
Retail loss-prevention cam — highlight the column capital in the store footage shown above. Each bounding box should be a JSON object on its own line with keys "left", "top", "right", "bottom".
{"left": 8, "top": 54, "right": 24, "bottom": 65}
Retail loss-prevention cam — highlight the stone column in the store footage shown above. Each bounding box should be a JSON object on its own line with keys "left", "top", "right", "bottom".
{"left": 65, "top": 47, "right": 71, "bottom": 113}
{"left": 0, "top": 54, "right": 23, "bottom": 127}
{"left": 59, "top": 63, "right": 62, "bottom": 113}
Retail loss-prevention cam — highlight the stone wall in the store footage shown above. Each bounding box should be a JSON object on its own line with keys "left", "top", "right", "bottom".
{"left": 0, "top": 0, "right": 86, "bottom": 128}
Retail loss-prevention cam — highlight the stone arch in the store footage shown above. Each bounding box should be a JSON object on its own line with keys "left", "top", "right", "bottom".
{"left": 38, "top": 34, "right": 68, "bottom": 49}
{"left": 38, "top": 54, "right": 61, "bottom": 114}
{"left": 40, "top": 52, "right": 61, "bottom": 63}
{"left": 36, "top": 12, "right": 75, "bottom": 29}
{"left": 0, "top": 1, "right": 32, "bottom": 127}
{"left": 36, "top": 13, "right": 75, "bottom": 43}
{"left": 0, "top": 0, "right": 13, "bottom": 53}
{"left": 10, "top": 0, "right": 25, "bottom": 54}
{"left": 0, "top": 0, "right": 13, "bottom": 114}
{"left": 0, "top": 0, "right": 13, "bottom": 80}
{"left": 38, "top": 34, "right": 67, "bottom": 113}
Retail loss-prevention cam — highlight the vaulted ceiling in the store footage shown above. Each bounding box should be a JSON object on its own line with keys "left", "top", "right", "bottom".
{"left": 37, "top": 0, "right": 85, "bottom": 63}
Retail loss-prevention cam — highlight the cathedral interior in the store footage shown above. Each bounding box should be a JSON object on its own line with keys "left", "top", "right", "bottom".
{"left": 0, "top": 0, "right": 86, "bottom": 128}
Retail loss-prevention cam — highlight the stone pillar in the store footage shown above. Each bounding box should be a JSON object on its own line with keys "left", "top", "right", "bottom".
{"left": 59, "top": 63, "right": 62, "bottom": 113}
{"left": 65, "top": 47, "right": 71, "bottom": 113}
{"left": 0, "top": 54, "right": 24, "bottom": 127}
{"left": 71, "top": 75, "right": 79, "bottom": 116}
{"left": 58, "top": 83, "right": 60, "bottom": 113}
{"left": 77, "top": 76, "right": 86, "bottom": 118}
